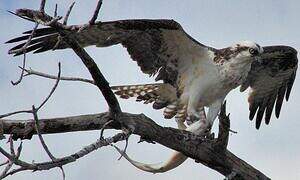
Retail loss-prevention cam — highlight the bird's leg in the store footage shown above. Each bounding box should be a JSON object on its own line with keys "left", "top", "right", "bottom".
{"left": 186, "top": 105, "right": 210, "bottom": 136}
{"left": 203, "top": 98, "right": 225, "bottom": 139}
{"left": 175, "top": 118, "right": 187, "bottom": 130}
{"left": 186, "top": 106, "right": 206, "bottom": 125}
{"left": 186, "top": 87, "right": 207, "bottom": 128}
{"left": 186, "top": 96, "right": 225, "bottom": 137}
{"left": 206, "top": 98, "right": 224, "bottom": 130}
{"left": 175, "top": 105, "right": 188, "bottom": 130}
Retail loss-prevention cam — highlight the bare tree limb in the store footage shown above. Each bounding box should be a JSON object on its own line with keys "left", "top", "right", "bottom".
{"left": 63, "top": 2, "right": 75, "bottom": 25}
{"left": 32, "top": 105, "right": 56, "bottom": 160}
{"left": 0, "top": 132, "right": 127, "bottom": 178}
{"left": 40, "top": 0, "right": 46, "bottom": 13}
{"left": 0, "top": 110, "right": 270, "bottom": 180}
{"left": 10, "top": 22, "right": 39, "bottom": 86}
{"left": 36, "top": 63, "right": 61, "bottom": 111}
{"left": 0, "top": 110, "right": 33, "bottom": 119}
{"left": 20, "top": 66, "right": 95, "bottom": 85}
{"left": 53, "top": 4, "right": 58, "bottom": 17}
{"left": 0, "top": 136, "right": 22, "bottom": 178}
{"left": 89, "top": 0, "right": 103, "bottom": 25}
{"left": 0, "top": 63, "right": 61, "bottom": 120}
{"left": 0, "top": 161, "right": 9, "bottom": 167}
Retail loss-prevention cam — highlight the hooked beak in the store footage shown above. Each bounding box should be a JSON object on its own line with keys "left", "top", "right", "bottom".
{"left": 255, "top": 47, "right": 264, "bottom": 63}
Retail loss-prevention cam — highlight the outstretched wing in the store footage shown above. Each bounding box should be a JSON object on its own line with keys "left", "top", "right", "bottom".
{"left": 7, "top": 19, "right": 214, "bottom": 86}
{"left": 240, "top": 46, "right": 298, "bottom": 129}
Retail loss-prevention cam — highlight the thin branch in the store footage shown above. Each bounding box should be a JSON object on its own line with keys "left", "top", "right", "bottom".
{"left": 54, "top": 4, "right": 58, "bottom": 17}
{"left": 89, "top": 0, "right": 103, "bottom": 25}
{"left": 11, "top": 53, "right": 26, "bottom": 85}
{"left": 0, "top": 161, "right": 9, "bottom": 167}
{"left": 40, "top": 0, "right": 46, "bottom": 13}
{"left": 20, "top": 66, "right": 95, "bottom": 85}
{"left": 4, "top": 167, "right": 27, "bottom": 178}
{"left": 11, "top": 23, "right": 39, "bottom": 86}
{"left": 0, "top": 110, "right": 33, "bottom": 119}
{"left": 100, "top": 120, "right": 114, "bottom": 139}
{"left": 0, "top": 137, "right": 18, "bottom": 179}
{"left": 0, "top": 162, "right": 14, "bottom": 178}
{"left": 0, "top": 132, "right": 127, "bottom": 178}
{"left": 36, "top": 62, "right": 61, "bottom": 111}
{"left": 0, "top": 63, "right": 61, "bottom": 120}
{"left": 8, "top": 135, "right": 16, "bottom": 156}
{"left": 63, "top": 2, "right": 75, "bottom": 25}
{"left": 1, "top": 141, "right": 23, "bottom": 178}
{"left": 43, "top": 16, "right": 62, "bottom": 26}
{"left": 14, "top": 9, "right": 75, "bottom": 30}
{"left": 16, "top": 142, "right": 23, "bottom": 159}
{"left": 0, "top": 148, "right": 32, "bottom": 168}
{"left": 117, "top": 136, "right": 129, "bottom": 160}
{"left": 32, "top": 105, "right": 56, "bottom": 160}
{"left": 59, "top": 166, "right": 66, "bottom": 180}
{"left": 32, "top": 104, "right": 66, "bottom": 179}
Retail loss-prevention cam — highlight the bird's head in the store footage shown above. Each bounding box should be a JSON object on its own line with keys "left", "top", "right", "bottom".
{"left": 231, "top": 41, "right": 264, "bottom": 63}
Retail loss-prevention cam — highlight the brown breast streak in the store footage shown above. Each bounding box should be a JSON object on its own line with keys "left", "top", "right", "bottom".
{"left": 214, "top": 44, "right": 248, "bottom": 64}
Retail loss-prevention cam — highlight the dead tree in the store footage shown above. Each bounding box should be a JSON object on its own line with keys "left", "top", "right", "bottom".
{"left": 0, "top": 1, "right": 271, "bottom": 179}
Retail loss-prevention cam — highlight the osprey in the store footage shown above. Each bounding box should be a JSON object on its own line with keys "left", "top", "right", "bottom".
{"left": 7, "top": 19, "right": 298, "bottom": 172}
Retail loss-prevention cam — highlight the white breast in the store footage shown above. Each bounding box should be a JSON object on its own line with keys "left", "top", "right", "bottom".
{"left": 179, "top": 56, "right": 224, "bottom": 106}
{"left": 219, "top": 60, "right": 252, "bottom": 88}
{"left": 178, "top": 55, "right": 252, "bottom": 107}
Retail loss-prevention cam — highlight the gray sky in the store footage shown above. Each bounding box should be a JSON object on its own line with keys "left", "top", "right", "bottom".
{"left": 0, "top": 0, "right": 299, "bottom": 179}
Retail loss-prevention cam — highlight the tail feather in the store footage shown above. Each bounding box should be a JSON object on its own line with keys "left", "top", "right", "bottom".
{"left": 163, "top": 102, "right": 178, "bottom": 119}
{"left": 112, "top": 83, "right": 183, "bottom": 120}
{"left": 112, "top": 84, "right": 161, "bottom": 100}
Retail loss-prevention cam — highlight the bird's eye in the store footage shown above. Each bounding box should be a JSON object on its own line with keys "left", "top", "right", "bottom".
{"left": 249, "top": 48, "right": 258, "bottom": 56}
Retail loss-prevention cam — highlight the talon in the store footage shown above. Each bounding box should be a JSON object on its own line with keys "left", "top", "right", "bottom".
{"left": 206, "top": 132, "right": 215, "bottom": 140}
{"left": 187, "top": 114, "right": 200, "bottom": 125}
{"left": 203, "top": 124, "right": 213, "bottom": 138}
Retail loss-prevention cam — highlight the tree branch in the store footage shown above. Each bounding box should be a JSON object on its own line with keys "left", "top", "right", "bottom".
{"left": 20, "top": 66, "right": 94, "bottom": 85}
{"left": 89, "top": 0, "right": 103, "bottom": 25}
{"left": 0, "top": 111, "right": 270, "bottom": 180}
{"left": 0, "top": 132, "right": 127, "bottom": 178}
{"left": 215, "top": 101, "right": 230, "bottom": 150}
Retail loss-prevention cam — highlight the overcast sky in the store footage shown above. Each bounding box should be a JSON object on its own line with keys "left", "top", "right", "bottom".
{"left": 0, "top": 0, "right": 299, "bottom": 180}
